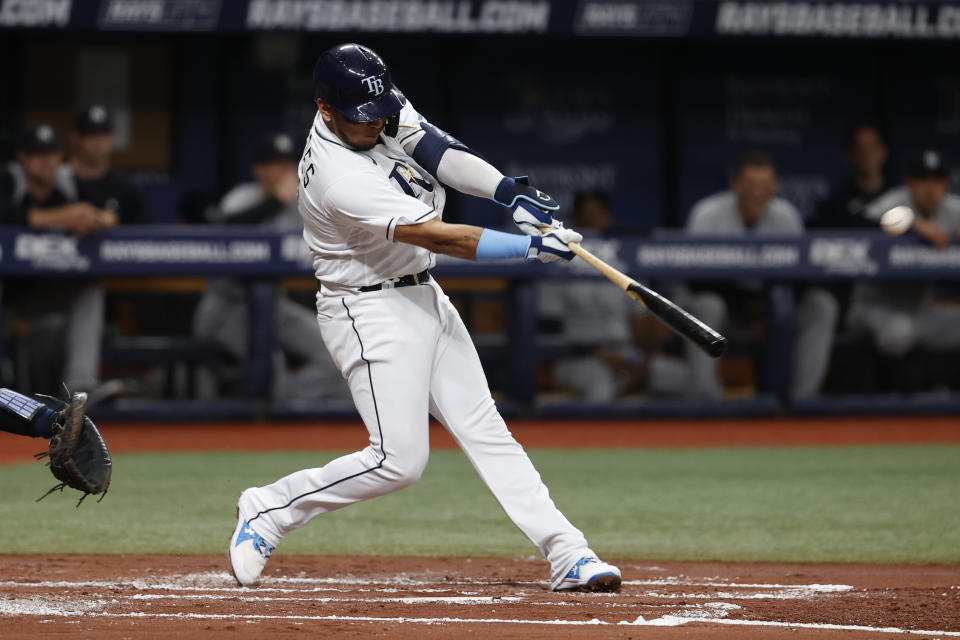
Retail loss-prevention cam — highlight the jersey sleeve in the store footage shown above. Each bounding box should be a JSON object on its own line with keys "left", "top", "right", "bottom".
{"left": 322, "top": 171, "right": 438, "bottom": 242}
{"left": 220, "top": 184, "right": 263, "bottom": 215}
{"left": 772, "top": 199, "right": 805, "bottom": 234}
{"left": 863, "top": 186, "right": 909, "bottom": 223}
{"left": 393, "top": 99, "right": 427, "bottom": 154}
{"left": 941, "top": 194, "right": 960, "bottom": 234}
{"left": 436, "top": 149, "right": 503, "bottom": 199}
{"left": 685, "top": 197, "right": 717, "bottom": 234}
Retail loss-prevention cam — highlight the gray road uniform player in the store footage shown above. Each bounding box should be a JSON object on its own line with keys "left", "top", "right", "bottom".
{"left": 0, "top": 124, "right": 112, "bottom": 396}
{"left": 228, "top": 44, "right": 621, "bottom": 593}
{"left": 850, "top": 150, "right": 960, "bottom": 357}
{"left": 684, "top": 184, "right": 838, "bottom": 400}
{"left": 194, "top": 133, "right": 348, "bottom": 401}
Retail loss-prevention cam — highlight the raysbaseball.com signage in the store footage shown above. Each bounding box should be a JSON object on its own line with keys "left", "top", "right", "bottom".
{"left": 7, "top": 0, "right": 960, "bottom": 38}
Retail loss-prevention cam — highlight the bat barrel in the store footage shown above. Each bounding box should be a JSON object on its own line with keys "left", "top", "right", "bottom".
{"left": 560, "top": 239, "right": 728, "bottom": 359}
{"left": 626, "top": 282, "right": 728, "bottom": 359}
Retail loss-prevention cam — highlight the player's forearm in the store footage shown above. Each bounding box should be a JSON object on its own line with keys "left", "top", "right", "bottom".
{"left": 221, "top": 198, "right": 284, "bottom": 225}
{"left": 393, "top": 219, "right": 533, "bottom": 261}
{"left": 435, "top": 149, "right": 504, "bottom": 199}
{"left": 27, "top": 203, "right": 112, "bottom": 235}
{"left": 27, "top": 205, "right": 83, "bottom": 229}
{"left": 394, "top": 219, "right": 487, "bottom": 260}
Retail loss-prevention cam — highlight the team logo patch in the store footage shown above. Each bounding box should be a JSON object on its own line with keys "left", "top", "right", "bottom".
{"left": 389, "top": 161, "right": 434, "bottom": 198}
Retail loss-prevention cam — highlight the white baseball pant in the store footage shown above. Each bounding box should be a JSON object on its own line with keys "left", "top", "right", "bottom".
{"left": 238, "top": 279, "right": 594, "bottom": 588}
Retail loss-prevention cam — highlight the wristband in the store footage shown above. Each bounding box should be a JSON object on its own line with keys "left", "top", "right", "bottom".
{"left": 492, "top": 177, "right": 517, "bottom": 205}
{"left": 475, "top": 228, "right": 532, "bottom": 261}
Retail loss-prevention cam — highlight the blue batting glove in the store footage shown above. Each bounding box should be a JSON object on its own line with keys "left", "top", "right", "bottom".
{"left": 494, "top": 176, "right": 559, "bottom": 210}
{"left": 495, "top": 176, "right": 561, "bottom": 236}
{"left": 512, "top": 201, "right": 564, "bottom": 236}
{"left": 526, "top": 227, "right": 583, "bottom": 263}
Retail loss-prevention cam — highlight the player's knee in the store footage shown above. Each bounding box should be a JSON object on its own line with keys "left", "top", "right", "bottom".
{"left": 801, "top": 288, "right": 839, "bottom": 327}
{"left": 387, "top": 463, "right": 426, "bottom": 488}
{"left": 875, "top": 315, "right": 915, "bottom": 358}
{"left": 554, "top": 359, "right": 616, "bottom": 403}
{"left": 381, "top": 450, "right": 429, "bottom": 488}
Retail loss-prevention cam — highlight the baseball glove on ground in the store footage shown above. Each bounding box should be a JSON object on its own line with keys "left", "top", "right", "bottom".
{"left": 36, "top": 392, "right": 112, "bottom": 506}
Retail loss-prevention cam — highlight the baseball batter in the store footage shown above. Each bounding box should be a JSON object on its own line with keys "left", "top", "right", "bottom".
{"left": 229, "top": 43, "right": 621, "bottom": 593}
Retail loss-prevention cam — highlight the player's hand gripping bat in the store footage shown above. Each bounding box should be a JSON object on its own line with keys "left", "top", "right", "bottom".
{"left": 543, "top": 228, "right": 727, "bottom": 358}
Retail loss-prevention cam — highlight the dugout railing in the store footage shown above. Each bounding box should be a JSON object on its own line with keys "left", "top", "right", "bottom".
{"left": 1, "top": 227, "right": 959, "bottom": 420}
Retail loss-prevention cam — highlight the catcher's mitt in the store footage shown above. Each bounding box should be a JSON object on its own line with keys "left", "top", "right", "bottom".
{"left": 35, "top": 392, "right": 112, "bottom": 506}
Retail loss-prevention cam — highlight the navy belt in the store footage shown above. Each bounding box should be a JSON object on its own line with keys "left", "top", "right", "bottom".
{"left": 358, "top": 269, "right": 431, "bottom": 292}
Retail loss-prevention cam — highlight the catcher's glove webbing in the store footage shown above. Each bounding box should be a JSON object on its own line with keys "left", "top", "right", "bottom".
{"left": 35, "top": 392, "right": 112, "bottom": 506}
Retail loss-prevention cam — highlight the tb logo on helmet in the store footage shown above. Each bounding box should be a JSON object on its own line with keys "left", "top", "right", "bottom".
{"left": 362, "top": 76, "right": 385, "bottom": 96}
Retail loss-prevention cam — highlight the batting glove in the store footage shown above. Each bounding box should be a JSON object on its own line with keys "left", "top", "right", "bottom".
{"left": 526, "top": 227, "right": 583, "bottom": 263}
{"left": 494, "top": 176, "right": 561, "bottom": 235}
{"left": 512, "top": 201, "right": 565, "bottom": 236}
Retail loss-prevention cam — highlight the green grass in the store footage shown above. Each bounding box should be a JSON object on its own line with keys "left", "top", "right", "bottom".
{"left": 0, "top": 445, "right": 957, "bottom": 563}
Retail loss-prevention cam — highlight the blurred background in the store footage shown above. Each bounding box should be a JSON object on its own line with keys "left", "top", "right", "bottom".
{"left": 3, "top": 0, "right": 960, "bottom": 420}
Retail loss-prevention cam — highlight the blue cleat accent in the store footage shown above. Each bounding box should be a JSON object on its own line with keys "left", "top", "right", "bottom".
{"left": 565, "top": 555, "right": 596, "bottom": 580}
{"left": 554, "top": 555, "right": 622, "bottom": 592}
{"left": 235, "top": 521, "right": 274, "bottom": 558}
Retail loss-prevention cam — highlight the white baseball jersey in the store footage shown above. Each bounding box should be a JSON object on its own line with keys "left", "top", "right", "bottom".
{"left": 298, "top": 100, "right": 445, "bottom": 294}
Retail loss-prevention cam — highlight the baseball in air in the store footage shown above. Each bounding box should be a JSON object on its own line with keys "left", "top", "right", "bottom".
{"left": 880, "top": 205, "right": 915, "bottom": 236}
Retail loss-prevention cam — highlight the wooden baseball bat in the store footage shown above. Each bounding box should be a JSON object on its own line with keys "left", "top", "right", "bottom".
{"left": 549, "top": 234, "right": 728, "bottom": 358}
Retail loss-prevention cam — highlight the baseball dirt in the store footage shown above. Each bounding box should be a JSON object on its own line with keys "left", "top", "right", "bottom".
{"left": 1, "top": 555, "right": 957, "bottom": 638}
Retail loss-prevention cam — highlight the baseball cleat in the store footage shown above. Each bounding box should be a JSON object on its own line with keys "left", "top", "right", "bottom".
{"left": 553, "top": 556, "right": 622, "bottom": 592}
{"left": 228, "top": 509, "right": 274, "bottom": 586}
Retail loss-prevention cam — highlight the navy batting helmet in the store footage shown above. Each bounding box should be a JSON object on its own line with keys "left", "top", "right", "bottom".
{"left": 313, "top": 44, "right": 406, "bottom": 123}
